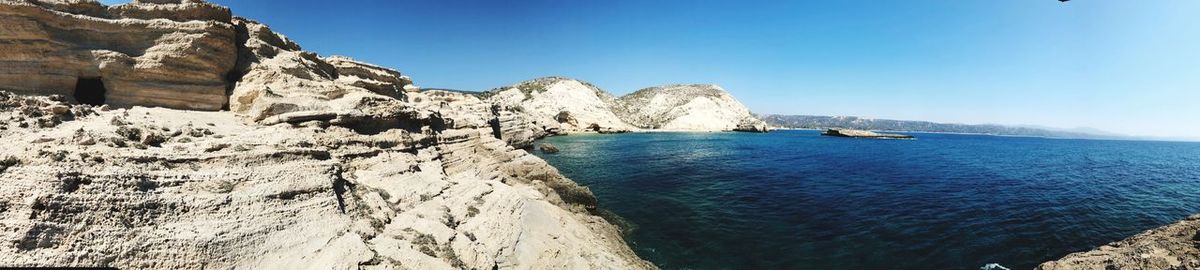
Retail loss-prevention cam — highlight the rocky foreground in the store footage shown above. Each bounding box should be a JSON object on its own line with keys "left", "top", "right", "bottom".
{"left": 0, "top": 92, "right": 652, "bottom": 269}
{"left": 0, "top": 0, "right": 674, "bottom": 268}
{"left": 1038, "top": 215, "right": 1200, "bottom": 270}
{"left": 482, "top": 77, "right": 768, "bottom": 134}
{"left": 3, "top": 0, "right": 1189, "bottom": 269}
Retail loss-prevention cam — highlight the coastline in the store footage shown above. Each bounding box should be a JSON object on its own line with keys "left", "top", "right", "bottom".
{"left": 0, "top": 1, "right": 657, "bottom": 268}
{"left": 769, "top": 127, "right": 1200, "bottom": 143}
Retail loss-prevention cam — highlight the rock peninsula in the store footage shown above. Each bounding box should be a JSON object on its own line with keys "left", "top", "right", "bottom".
{"left": 820, "top": 128, "right": 914, "bottom": 139}
{"left": 483, "top": 77, "right": 768, "bottom": 134}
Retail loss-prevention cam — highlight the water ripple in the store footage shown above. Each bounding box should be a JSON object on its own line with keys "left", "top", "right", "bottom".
{"left": 533, "top": 131, "right": 1200, "bottom": 270}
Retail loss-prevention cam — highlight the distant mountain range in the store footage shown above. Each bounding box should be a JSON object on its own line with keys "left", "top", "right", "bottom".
{"left": 759, "top": 114, "right": 1125, "bottom": 139}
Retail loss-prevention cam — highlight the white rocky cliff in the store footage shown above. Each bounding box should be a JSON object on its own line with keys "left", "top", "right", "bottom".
{"left": 484, "top": 77, "right": 634, "bottom": 134}
{"left": 614, "top": 84, "right": 767, "bottom": 132}
{"left": 482, "top": 77, "right": 768, "bottom": 134}
{"left": 0, "top": 1, "right": 652, "bottom": 269}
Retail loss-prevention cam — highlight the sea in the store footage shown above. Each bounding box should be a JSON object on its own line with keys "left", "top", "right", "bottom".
{"left": 530, "top": 130, "right": 1200, "bottom": 270}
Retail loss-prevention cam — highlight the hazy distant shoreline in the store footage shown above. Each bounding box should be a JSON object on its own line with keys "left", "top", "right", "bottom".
{"left": 769, "top": 127, "right": 1198, "bottom": 143}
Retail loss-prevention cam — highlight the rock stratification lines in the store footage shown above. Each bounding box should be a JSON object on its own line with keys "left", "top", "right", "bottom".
{"left": 0, "top": 0, "right": 237, "bottom": 110}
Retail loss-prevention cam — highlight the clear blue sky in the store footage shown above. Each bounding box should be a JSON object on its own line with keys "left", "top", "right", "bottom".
{"left": 102, "top": 0, "right": 1199, "bottom": 138}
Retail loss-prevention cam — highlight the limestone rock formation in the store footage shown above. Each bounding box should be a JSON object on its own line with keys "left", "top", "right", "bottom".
{"left": 482, "top": 78, "right": 769, "bottom": 134}
{"left": 412, "top": 89, "right": 547, "bottom": 149}
{"left": 485, "top": 77, "right": 634, "bottom": 134}
{"left": 0, "top": 94, "right": 652, "bottom": 269}
{"left": 227, "top": 17, "right": 423, "bottom": 132}
{"left": 0, "top": 0, "right": 774, "bottom": 268}
{"left": 326, "top": 56, "right": 418, "bottom": 100}
{"left": 1039, "top": 215, "right": 1200, "bottom": 270}
{"left": 0, "top": 1, "right": 652, "bottom": 269}
{"left": 614, "top": 84, "right": 766, "bottom": 132}
{"left": 0, "top": 0, "right": 237, "bottom": 110}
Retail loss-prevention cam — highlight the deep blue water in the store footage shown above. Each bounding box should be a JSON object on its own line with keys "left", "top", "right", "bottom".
{"left": 530, "top": 130, "right": 1200, "bottom": 270}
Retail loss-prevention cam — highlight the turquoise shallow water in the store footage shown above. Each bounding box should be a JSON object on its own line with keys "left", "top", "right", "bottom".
{"left": 530, "top": 130, "right": 1200, "bottom": 270}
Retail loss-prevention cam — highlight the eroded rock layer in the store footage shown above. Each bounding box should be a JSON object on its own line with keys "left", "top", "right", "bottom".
{"left": 0, "top": 91, "right": 652, "bottom": 269}
{"left": 485, "top": 77, "right": 634, "bottom": 134}
{"left": 0, "top": 0, "right": 237, "bottom": 110}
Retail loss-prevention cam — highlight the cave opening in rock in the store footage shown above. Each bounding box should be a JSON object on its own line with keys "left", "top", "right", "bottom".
{"left": 73, "top": 77, "right": 106, "bottom": 105}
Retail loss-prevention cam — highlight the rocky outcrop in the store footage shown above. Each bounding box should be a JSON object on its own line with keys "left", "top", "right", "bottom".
{"left": 0, "top": 1, "right": 652, "bottom": 269}
{"left": 0, "top": 0, "right": 237, "bottom": 110}
{"left": 482, "top": 78, "right": 768, "bottom": 134}
{"left": 485, "top": 77, "right": 634, "bottom": 134}
{"left": 1039, "top": 215, "right": 1200, "bottom": 270}
{"left": 326, "top": 56, "right": 418, "bottom": 100}
{"left": 820, "top": 128, "right": 914, "bottom": 139}
{"left": 734, "top": 118, "right": 769, "bottom": 133}
{"left": 0, "top": 94, "right": 652, "bottom": 269}
{"left": 227, "top": 17, "right": 424, "bottom": 132}
{"left": 412, "top": 89, "right": 547, "bottom": 149}
{"left": 539, "top": 143, "right": 559, "bottom": 154}
{"left": 614, "top": 84, "right": 766, "bottom": 132}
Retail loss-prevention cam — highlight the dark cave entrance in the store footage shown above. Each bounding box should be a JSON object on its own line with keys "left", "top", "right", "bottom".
{"left": 73, "top": 77, "right": 106, "bottom": 105}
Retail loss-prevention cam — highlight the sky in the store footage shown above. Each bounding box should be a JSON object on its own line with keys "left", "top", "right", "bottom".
{"left": 102, "top": 0, "right": 1200, "bottom": 138}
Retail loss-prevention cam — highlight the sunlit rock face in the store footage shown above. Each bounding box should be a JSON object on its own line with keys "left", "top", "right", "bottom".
{"left": 482, "top": 78, "right": 769, "bottom": 134}
{"left": 614, "top": 84, "right": 766, "bottom": 132}
{"left": 485, "top": 77, "right": 635, "bottom": 134}
{"left": 0, "top": 0, "right": 237, "bottom": 110}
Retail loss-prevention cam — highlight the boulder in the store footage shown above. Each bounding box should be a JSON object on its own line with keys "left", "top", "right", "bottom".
{"left": 539, "top": 143, "right": 560, "bottom": 153}
{"left": 555, "top": 110, "right": 578, "bottom": 125}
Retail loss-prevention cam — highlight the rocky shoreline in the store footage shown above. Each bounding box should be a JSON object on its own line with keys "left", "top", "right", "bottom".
{"left": 0, "top": 0, "right": 773, "bottom": 268}
{"left": 0, "top": 1, "right": 1189, "bottom": 269}
{"left": 1037, "top": 215, "right": 1200, "bottom": 270}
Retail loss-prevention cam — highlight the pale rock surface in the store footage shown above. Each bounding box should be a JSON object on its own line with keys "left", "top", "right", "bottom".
{"left": 1039, "top": 215, "right": 1200, "bottom": 270}
{"left": 0, "top": 90, "right": 653, "bottom": 269}
{"left": 486, "top": 77, "right": 634, "bottom": 134}
{"left": 0, "top": 0, "right": 237, "bottom": 110}
{"left": 614, "top": 84, "right": 767, "bottom": 132}
{"left": 481, "top": 78, "right": 769, "bottom": 134}
{"left": 326, "top": 55, "right": 417, "bottom": 100}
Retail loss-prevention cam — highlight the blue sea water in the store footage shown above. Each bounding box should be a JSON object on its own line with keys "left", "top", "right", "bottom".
{"left": 530, "top": 130, "right": 1200, "bottom": 270}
